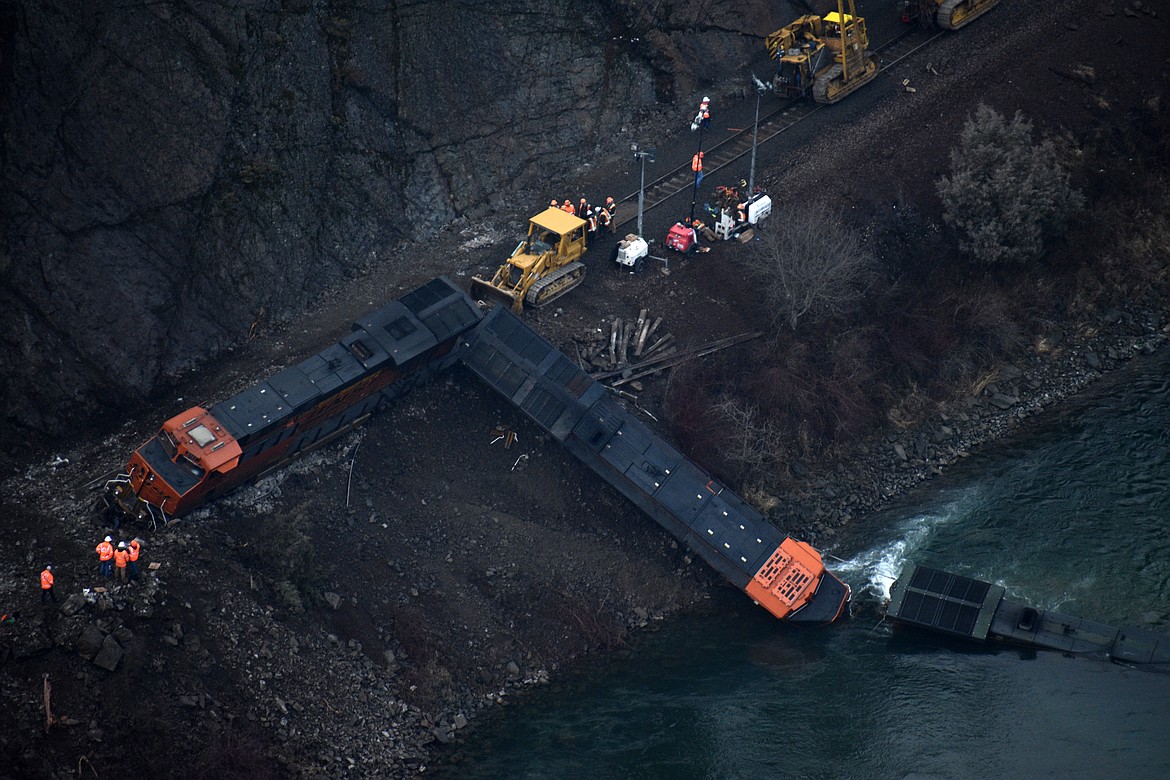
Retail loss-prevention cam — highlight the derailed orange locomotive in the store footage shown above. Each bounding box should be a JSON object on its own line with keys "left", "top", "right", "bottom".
{"left": 106, "top": 277, "right": 483, "bottom": 524}
{"left": 109, "top": 276, "right": 849, "bottom": 624}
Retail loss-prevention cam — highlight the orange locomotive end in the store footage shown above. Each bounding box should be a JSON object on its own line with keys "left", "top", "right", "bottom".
{"left": 745, "top": 538, "right": 851, "bottom": 623}
{"left": 112, "top": 407, "right": 242, "bottom": 522}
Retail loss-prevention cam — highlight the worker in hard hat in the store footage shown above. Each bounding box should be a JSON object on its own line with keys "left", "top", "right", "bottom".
{"left": 40, "top": 565, "right": 57, "bottom": 604}
{"left": 95, "top": 536, "right": 114, "bottom": 577}
{"left": 128, "top": 538, "right": 142, "bottom": 581}
{"left": 113, "top": 541, "right": 130, "bottom": 584}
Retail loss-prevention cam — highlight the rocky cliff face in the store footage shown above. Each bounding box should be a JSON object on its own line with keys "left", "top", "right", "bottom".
{"left": 0, "top": 0, "right": 788, "bottom": 463}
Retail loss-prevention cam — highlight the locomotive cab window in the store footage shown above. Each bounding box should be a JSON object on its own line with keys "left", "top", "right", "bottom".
{"left": 161, "top": 430, "right": 178, "bottom": 458}
{"left": 180, "top": 454, "right": 205, "bottom": 479}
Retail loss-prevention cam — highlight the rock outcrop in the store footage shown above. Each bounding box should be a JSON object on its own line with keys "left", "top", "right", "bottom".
{"left": 0, "top": 0, "right": 792, "bottom": 464}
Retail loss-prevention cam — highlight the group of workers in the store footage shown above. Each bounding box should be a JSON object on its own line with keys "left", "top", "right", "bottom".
{"left": 94, "top": 535, "right": 143, "bottom": 584}
{"left": 550, "top": 195, "right": 618, "bottom": 239}
{"left": 35, "top": 533, "right": 149, "bottom": 606}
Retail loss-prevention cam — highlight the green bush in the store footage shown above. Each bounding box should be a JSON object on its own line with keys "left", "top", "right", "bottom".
{"left": 937, "top": 104, "right": 1083, "bottom": 265}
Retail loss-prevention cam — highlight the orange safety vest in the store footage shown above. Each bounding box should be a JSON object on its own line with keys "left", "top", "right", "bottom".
{"left": 562, "top": 202, "right": 576, "bottom": 215}
{"left": 691, "top": 153, "right": 703, "bottom": 172}
{"left": 129, "top": 541, "right": 141, "bottom": 562}
{"left": 40, "top": 570, "right": 54, "bottom": 590}
{"left": 114, "top": 549, "right": 129, "bottom": 568}
{"left": 96, "top": 541, "right": 114, "bottom": 561}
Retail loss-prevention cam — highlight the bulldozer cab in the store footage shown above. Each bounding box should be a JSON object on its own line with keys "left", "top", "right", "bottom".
{"left": 517, "top": 208, "right": 586, "bottom": 265}
{"left": 821, "top": 10, "right": 867, "bottom": 54}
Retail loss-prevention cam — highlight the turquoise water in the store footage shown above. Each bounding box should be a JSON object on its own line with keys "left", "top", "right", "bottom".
{"left": 439, "top": 349, "right": 1170, "bottom": 779}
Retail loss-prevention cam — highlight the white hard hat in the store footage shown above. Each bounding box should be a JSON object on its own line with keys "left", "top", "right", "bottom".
{"left": 118, "top": 541, "right": 126, "bottom": 548}
{"left": 46, "top": 564, "right": 52, "bottom": 570}
{"left": 104, "top": 536, "right": 112, "bottom": 542}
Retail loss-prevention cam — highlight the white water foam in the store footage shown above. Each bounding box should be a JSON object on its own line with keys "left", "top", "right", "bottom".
{"left": 834, "top": 491, "right": 983, "bottom": 602}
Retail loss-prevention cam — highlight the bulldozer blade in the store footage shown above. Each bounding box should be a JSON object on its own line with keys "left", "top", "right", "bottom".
{"left": 470, "top": 276, "right": 521, "bottom": 311}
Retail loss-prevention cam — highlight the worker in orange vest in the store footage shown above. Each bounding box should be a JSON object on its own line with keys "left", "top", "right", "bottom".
{"left": 96, "top": 536, "right": 114, "bottom": 577}
{"left": 128, "top": 538, "right": 142, "bottom": 581}
{"left": 602, "top": 196, "right": 617, "bottom": 233}
{"left": 40, "top": 565, "right": 56, "bottom": 604}
{"left": 561, "top": 199, "right": 576, "bottom": 216}
{"left": 113, "top": 542, "right": 130, "bottom": 584}
{"left": 691, "top": 152, "right": 704, "bottom": 172}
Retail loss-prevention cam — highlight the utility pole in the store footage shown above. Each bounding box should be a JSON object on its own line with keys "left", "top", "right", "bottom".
{"left": 631, "top": 143, "right": 655, "bottom": 237}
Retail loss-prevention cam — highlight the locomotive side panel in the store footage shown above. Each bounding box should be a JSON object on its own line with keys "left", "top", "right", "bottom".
{"left": 460, "top": 307, "right": 849, "bottom": 623}
{"left": 112, "top": 277, "right": 481, "bottom": 521}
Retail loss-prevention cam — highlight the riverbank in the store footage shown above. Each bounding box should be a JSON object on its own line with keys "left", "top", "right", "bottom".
{"left": 2, "top": 1, "right": 1168, "bottom": 775}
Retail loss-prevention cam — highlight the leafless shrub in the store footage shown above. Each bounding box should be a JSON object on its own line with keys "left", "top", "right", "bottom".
{"left": 746, "top": 201, "right": 876, "bottom": 330}
{"left": 710, "top": 394, "right": 779, "bottom": 479}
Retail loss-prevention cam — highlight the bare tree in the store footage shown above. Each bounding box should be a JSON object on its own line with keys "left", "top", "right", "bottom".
{"left": 746, "top": 201, "right": 875, "bottom": 330}
{"left": 711, "top": 394, "right": 778, "bottom": 478}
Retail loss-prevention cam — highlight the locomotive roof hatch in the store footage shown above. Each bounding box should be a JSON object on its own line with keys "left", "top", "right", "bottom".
{"left": 162, "top": 406, "right": 242, "bottom": 473}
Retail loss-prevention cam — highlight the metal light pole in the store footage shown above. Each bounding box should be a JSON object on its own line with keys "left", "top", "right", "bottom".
{"left": 631, "top": 143, "right": 655, "bottom": 237}
{"left": 689, "top": 96, "right": 710, "bottom": 224}
{"left": 748, "top": 75, "right": 768, "bottom": 197}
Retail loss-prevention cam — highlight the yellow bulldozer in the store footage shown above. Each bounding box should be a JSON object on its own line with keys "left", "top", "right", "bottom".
{"left": 765, "top": 0, "right": 878, "bottom": 104}
{"left": 471, "top": 207, "right": 588, "bottom": 314}
{"left": 902, "top": 0, "right": 1001, "bottom": 30}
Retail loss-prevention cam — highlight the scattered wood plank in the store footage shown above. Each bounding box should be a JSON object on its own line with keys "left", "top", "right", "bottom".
{"left": 608, "top": 318, "right": 620, "bottom": 368}
{"left": 610, "top": 331, "right": 762, "bottom": 386}
{"left": 644, "top": 332, "right": 674, "bottom": 356}
{"left": 635, "top": 315, "right": 651, "bottom": 357}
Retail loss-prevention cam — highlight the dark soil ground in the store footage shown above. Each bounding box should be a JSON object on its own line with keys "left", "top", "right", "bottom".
{"left": 2, "top": 0, "right": 1168, "bottom": 777}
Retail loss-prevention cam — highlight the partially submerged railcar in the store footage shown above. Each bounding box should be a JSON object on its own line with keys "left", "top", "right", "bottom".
{"left": 888, "top": 564, "right": 1170, "bottom": 670}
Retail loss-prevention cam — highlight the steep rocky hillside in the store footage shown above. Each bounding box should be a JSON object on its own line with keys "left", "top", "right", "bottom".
{"left": 0, "top": 0, "right": 791, "bottom": 464}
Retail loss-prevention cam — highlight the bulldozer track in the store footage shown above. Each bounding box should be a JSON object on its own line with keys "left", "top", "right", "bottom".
{"left": 526, "top": 261, "right": 586, "bottom": 307}
{"left": 613, "top": 27, "right": 946, "bottom": 230}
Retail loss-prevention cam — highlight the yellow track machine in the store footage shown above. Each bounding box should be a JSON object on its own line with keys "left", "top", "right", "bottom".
{"left": 765, "top": 0, "right": 879, "bottom": 104}
{"left": 903, "top": 0, "right": 1001, "bottom": 30}
{"left": 471, "top": 207, "right": 588, "bottom": 314}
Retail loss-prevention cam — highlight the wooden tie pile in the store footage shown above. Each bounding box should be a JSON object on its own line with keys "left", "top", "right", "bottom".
{"left": 571, "top": 309, "right": 762, "bottom": 392}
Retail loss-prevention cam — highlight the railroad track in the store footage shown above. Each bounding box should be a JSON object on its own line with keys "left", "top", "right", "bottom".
{"left": 612, "top": 27, "right": 947, "bottom": 229}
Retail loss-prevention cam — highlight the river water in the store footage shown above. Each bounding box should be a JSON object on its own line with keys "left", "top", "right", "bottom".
{"left": 438, "top": 349, "right": 1170, "bottom": 779}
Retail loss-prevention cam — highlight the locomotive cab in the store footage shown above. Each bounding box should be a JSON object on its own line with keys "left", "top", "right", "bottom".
{"left": 112, "top": 407, "right": 242, "bottom": 522}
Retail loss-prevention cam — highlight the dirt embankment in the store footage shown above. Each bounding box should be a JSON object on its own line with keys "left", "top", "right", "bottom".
{"left": 2, "top": 0, "right": 1169, "bottom": 777}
